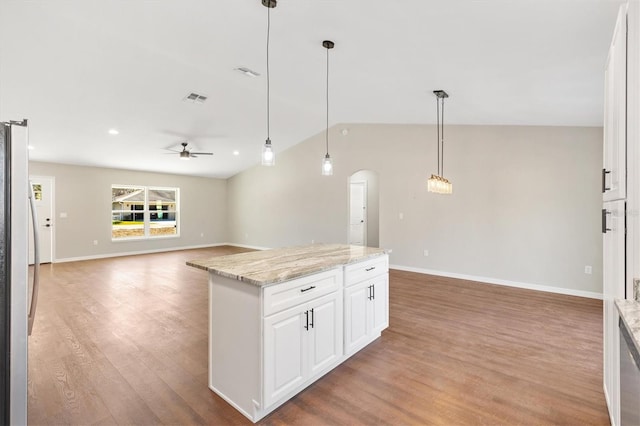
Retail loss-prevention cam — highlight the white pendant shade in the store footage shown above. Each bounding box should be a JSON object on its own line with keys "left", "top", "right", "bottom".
{"left": 322, "top": 154, "right": 333, "bottom": 175}
{"left": 262, "top": 139, "right": 275, "bottom": 166}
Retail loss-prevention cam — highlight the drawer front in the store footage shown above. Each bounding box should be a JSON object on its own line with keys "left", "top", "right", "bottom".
{"left": 263, "top": 268, "right": 342, "bottom": 317}
{"left": 344, "top": 255, "right": 388, "bottom": 287}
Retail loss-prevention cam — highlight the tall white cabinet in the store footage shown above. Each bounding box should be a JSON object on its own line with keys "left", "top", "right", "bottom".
{"left": 603, "top": 3, "right": 640, "bottom": 426}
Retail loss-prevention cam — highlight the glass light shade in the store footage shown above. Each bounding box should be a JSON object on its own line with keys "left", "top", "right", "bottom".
{"left": 427, "top": 174, "right": 453, "bottom": 194}
{"left": 262, "top": 139, "right": 275, "bottom": 166}
{"left": 322, "top": 154, "right": 333, "bottom": 176}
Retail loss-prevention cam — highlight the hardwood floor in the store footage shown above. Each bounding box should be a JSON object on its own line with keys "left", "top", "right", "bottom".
{"left": 27, "top": 246, "right": 609, "bottom": 425}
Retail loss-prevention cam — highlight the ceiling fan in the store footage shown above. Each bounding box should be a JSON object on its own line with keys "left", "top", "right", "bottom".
{"left": 167, "top": 142, "right": 213, "bottom": 160}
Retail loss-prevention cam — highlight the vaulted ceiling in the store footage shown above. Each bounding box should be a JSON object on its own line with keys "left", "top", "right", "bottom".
{"left": 0, "top": 0, "right": 623, "bottom": 178}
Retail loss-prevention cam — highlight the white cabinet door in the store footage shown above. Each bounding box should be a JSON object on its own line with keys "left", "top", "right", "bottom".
{"left": 603, "top": 6, "right": 627, "bottom": 202}
{"left": 307, "top": 293, "right": 343, "bottom": 378}
{"left": 344, "top": 282, "right": 370, "bottom": 354}
{"left": 603, "top": 199, "right": 625, "bottom": 426}
{"left": 264, "top": 307, "right": 306, "bottom": 407}
{"left": 264, "top": 292, "right": 342, "bottom": 408}
{"left": 344, "top": 275, "right": 389, "bottom": 356}
{"left": 370, "top": 275, "right": 389, "bottom": 336}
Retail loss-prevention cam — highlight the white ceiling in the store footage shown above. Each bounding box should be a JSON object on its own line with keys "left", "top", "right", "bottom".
{"left": 0, "top": 0, "right": 623, "bottom": 178}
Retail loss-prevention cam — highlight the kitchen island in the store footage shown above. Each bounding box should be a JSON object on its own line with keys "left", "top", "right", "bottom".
{"left": 187, "top": 244, "right": 389, "bottom": 422}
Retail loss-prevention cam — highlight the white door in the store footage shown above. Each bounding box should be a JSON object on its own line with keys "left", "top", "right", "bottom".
{"left": 28, "top": 176, "right": 53, "bottom": 264}
{"left": 603, "top": 199, "right": 625, "bottom": 426}
{"left": 263, "top": 307, "right": 305, "bottom": 407}
{"left": 349, "top": 181, "right": 366, "bottom": 246}
{"left": 307, "top": 293, "right": 342, "bottom": 378}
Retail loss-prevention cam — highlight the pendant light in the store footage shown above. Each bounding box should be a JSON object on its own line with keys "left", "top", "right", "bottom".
{"left": 321, "top": 40, "right": 335, "bottom": 176}
{"left": 427, "top": 90, "right": 453, "bottom": 194}
{"left": 261, "top": 0, "right": 276, "bottom": 166}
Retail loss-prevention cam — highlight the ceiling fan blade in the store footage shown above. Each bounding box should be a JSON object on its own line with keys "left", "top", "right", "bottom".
{"left": 190, "top": 152, "right": 213, "bottom": 155}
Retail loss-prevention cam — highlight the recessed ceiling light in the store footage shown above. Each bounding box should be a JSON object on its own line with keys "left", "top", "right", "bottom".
{"left": 233, "top": 150, "right": 240, "bottom": 156}
{"left": 108, "top": 129, "right": 119, "bottom": 135}
{"left": 234, "top": 67, "right": 260, "bottom": 78}
{"left": 27, "top": 145, "right": 35, "bottom": 150}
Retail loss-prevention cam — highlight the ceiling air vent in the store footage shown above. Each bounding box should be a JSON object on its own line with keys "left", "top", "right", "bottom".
{"left": 234, "top": 67, "right": 260, "bottom": 77}
{"left": 183, "top": 92, "right": 208, "bottom": 104}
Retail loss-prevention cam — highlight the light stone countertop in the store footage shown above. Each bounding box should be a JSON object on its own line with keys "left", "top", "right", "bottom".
{"left": 187, "top": 243, "right": 387, "bottom": 287}
{"left": 616, "top": 299, "right": 640, "bottom": 355}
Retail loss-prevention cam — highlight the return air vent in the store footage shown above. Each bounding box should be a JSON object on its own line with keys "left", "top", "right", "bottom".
{"left": 183, "top": 92, "right": 208, "bottom": 104}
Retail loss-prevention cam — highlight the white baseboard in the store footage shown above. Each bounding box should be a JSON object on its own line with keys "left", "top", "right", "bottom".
{"left": 54, "top": 243, "right": 231, "bottom": 263}
{"left": 390, "top": 264, "right": 603, "bottom": 300}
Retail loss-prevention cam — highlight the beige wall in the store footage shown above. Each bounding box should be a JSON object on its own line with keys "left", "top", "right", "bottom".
{"left": 29, "top": 162, "right": 228, "bottom": 261}
{"left": 227, "top": 123, "right": 603, "bottom": 295}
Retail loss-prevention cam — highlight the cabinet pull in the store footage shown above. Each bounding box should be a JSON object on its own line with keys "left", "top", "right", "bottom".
{"left": 602, "top": 209, "right": 612, "bottom": 234}
{"left": 602, "top": 168, "right": 611, "bottom": 193}
{"left": 310, "top": 308, "right": 314, "bottom": 329}
{"left": 304, "top": 310, "right": 309, "bottom": 330}
{"left": 365, "top": 266, "right": 376, "bottom": 272}
{"left": 300, "top": 285, "right": 316, "bottom": 293}
{"left": 372, "top": 284, "right": 375, "bottom": 300}
{"left": 368, "top": 285, "right": 373, "bottom": 300}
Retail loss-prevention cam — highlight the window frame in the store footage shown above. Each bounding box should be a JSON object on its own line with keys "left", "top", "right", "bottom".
{"left": 111, "top": 184, "right": 180, "bottom": 241}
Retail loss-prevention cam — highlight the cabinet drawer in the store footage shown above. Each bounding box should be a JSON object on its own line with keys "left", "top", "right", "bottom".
{"left": 344, "top": 255, "right": 388, "bottom": 287}
{"left": 263, "top": 268, "right": 342, "bottom": 316}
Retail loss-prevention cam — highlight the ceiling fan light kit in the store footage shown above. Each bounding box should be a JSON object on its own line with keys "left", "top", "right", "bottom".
{"left": 170, "top": 141, "right": 214, "bottom": 160}
{"left": 427, "top": 90, "right": 453, "bottom": 195}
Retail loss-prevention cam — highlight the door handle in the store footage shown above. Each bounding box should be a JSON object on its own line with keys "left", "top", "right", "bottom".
{"left": 28, "top": 182, "right": 41, "bottom": 336}
{"left": 309, "top": 308, "right": 314, "bottom": 329}
{"left": 602, "top": 209, "right": 612, "bottom": 234}
{"left": 602, "top": 168, "right": 611, "bottom": 193}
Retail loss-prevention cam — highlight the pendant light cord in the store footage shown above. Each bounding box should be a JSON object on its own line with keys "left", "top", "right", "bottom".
{"left": 441, "top": 96, "right": 445, "bottom": 176}
{"left": 326, "top": 46, "right": 330, "bottom": 156}
{"left": 266, "top": 6, "right": 271, "bottom": 140}
{"left": 436, "top": 96, "right": 440, "bottom": 176}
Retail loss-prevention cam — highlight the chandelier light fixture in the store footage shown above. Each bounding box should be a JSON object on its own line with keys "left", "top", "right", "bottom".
{"left": 321, "top": 40, "right": 335, "bottom": 176}
{"left": 427, "top": 90, "right": 453, "bottom": 194}
{"left": 261, "top": 0, "right": 276, "bottom": 166}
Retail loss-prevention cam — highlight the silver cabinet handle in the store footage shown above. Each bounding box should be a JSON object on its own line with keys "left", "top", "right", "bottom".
{"left": 28, "top": 182, "right": 40, "bottom": 336}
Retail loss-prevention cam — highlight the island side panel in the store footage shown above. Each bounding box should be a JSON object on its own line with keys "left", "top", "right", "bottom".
{"left": 209, "top": 273, "right": 261, "bottom": 421}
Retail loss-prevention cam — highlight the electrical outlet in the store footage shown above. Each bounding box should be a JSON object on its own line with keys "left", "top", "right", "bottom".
{"left": 200, "top": 233, "right": 204, "bottom": 238}
{"left": 93, "top": 240, "right": 98, "bottom": 245}
{"left": 311, "top": 239, "right": 315, "bottom": 244}
{"left": 399, "top": 212, "right": 404, "bottom": 220}
{"left": 423, "top": 250, "right": 429, "bottom": 257}
{"left": 584, "top": 265, "right": 592, "bottom": 274}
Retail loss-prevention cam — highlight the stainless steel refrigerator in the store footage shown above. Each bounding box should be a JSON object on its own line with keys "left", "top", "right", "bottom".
{"left": 1, "top": 119, "right": 38, "bottom": 425}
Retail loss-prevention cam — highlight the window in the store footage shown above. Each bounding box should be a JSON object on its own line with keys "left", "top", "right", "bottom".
{"left": 111, "top": 185, "right": 179, "bottom": 240}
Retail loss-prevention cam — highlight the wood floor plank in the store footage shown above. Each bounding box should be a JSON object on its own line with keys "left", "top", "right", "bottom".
{"left": 27, "top": 247, "right": 610, "bottom": 425}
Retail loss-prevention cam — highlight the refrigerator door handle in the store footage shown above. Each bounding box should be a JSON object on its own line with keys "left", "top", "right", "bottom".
{"left": 27, "top": 182, "right": 40, "bottom": 335}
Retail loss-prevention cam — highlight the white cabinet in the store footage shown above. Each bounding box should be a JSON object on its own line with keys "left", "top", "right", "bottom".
{"left": 603, "top": 5, "right": 629, "bottom": 426}
{"left": 604, "top": 200, "right": 625, "bottom": 426}
{"left": 603, "top": 5, "right": 627, "bottom": 202}
{"left": 343, "top": 255, "right": 389, "bottom": 357}
{"left": 206, "top": 254, "right": 388, "bottom": 423}
{"left": 344, "top": 274, "right": 388, "bottom": 356}
{"left": 264, "top": 292, "right": 342, "bottom": 408}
